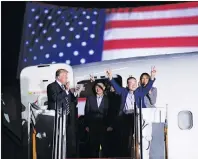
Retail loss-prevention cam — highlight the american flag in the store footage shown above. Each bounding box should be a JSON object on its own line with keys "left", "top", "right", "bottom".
{"left": 18, "top": 2, "right": 198, "bottom": 73}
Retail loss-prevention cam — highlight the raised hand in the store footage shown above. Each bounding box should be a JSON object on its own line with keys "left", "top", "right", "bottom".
{"left": 75, "top": 84, "right": 85, "bottom": 95}
{"left": 106, "top": 69, "right": 113, "bottom": 80}
{"left": 90, "top": 74, "right": 95, "bottom": 82}
{"left": 151, "top": 66, "right": 157, "bottom": 80}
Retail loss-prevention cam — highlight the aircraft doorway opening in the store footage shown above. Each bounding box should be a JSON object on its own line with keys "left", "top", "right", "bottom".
{"left": 77, "top": 75, "right": 122, "bottom": 98}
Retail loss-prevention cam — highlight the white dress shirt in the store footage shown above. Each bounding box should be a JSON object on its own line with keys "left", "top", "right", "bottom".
{"left": 56, "top": 80, "right": 63, "bottom": 88}
{"left": 124, "top": 92, "right": 135, "bottom": 114}
{"left": 96, "top": 95, "right": 103, "bottom": 108}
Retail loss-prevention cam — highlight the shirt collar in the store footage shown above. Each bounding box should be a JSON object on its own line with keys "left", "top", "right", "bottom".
{"left": 128, "top": 91, "right": 134, "bottom": 95}
{"left": 56, "top": 80, "right": 63, "bottom": 87}
{"left": 97, "top": 94, "right": 103, "bottom": 98}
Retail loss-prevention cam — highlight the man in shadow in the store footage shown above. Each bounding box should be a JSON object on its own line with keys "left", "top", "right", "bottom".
{"left": 84, "top": 82, "right": 109, "bottom": 158}
{"left": 105, "top": 86, "right": 121, "bottom": 157}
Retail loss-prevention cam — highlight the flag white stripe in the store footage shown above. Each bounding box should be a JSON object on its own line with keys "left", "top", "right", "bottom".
{"left": 104, "top": 25, "right": 198, "bottom": 40}
{"left": 106, "top": 8, "right": 198, "bottom": 21}
{"left": 77, "top": 101, "right": 85, "bottom": 116}
{"left": 102, "top": 47, "right": 198, "bottom": 60}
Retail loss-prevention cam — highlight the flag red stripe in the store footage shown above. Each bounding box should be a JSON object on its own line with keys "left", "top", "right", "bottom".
{"left": 104, "top": 37, "right": 198, "bottom": 50}
{"left": 105, "top": 16, "right": 198, "bottom": 30}
{"left": 106, "top": 2, "right": 198, "bottom": 13}
{"left": 78, "top": 98, "right": 86, "bottom": 102}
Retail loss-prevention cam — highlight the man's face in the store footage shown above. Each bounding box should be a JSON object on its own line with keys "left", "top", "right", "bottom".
{"left": 95, "top": 85, "right": 104, "bottom": 95}
{"left": 58, "top": 72, "right": 68, "bottom": 84}
{"left": 141, "top": 75, "right": 149, "bottom": 86}
{"left": 127, "top": 78, "right": 137, "bottom": 91}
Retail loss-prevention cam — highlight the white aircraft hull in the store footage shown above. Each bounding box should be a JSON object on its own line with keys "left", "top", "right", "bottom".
{"left": 20, "top": 52, "right": 198, "bottom": 159}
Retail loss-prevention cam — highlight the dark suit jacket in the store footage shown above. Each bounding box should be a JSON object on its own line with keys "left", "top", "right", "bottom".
{"left": 107, "top": 92, "right": 121, "bottom": 127}
{"left": 47, "top": 81, "right": 79, "bottom": 157}
{"left": 47, "top": 81, "right": 77, "bottom": 111}
{"left": 110, "top": 78, "right": 156, "bottom": 115}
{"left": 67, "top": 90, "right": 78, "bottom": 107}
{"left": 84, "top": 95, "right": 109, "bottom": 127}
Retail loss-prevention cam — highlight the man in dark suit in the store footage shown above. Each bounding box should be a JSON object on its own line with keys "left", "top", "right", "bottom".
{"left": 87, "top": 75, "right": 122, "bottom": 157}
{"left": 105, "top": 86, "right": 121, "bottom": 157}
{"left": 106, "top": 67, "right": 157, "bottom": 157}
{"left": 47, "top": 69, "right": 78, "bottom": 158}
{"left": 84, "top": 82, "right": 109, "bottom": 158}
{"left": 47, "top": 69, "right": 69, "bottom": 111}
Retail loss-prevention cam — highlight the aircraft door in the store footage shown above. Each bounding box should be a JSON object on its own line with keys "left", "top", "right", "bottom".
{"left": 20, "top": 63, "right": 73, "bottom": 120}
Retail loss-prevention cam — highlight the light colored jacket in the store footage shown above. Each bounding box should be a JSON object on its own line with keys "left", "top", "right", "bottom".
{"left": 144, "top": 87, "right": 157, "bottom": 108}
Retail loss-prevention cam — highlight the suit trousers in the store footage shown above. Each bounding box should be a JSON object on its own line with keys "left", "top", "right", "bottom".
{"left": 87, "top": 119, "right": 106, "bottom": 158}
{"left": 104, "top": 129, "right": 120, "bottom": 157}
{"left": 116, "top": 113, "right": 134, "bottom": 157}
{"left": 50, "top": 113, "right": 74, "bottom": 159}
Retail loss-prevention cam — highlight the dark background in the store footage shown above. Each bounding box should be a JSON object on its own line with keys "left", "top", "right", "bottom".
{"left": 1, "top": 1, "right": 181, "bottom": 159}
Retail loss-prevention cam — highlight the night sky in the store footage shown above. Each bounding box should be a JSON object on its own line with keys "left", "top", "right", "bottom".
{"left": 1, "top": 1, "right": 180, "bottom": 87}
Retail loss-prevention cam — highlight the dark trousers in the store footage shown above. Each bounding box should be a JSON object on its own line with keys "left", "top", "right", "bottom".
{"left": 50, "top": 114, "right": 74, "bottom": 159}
{"left": 88, "top": 119, "right": 106, "bottom": 158}
{"left": 117, "top": 113, "right": 134, "bottom": 157}
{"left": 64, "top": 114, "right": 77, "bottom": 158}
{"left": 104, "top": 130, "right": 120, "bottom": 157}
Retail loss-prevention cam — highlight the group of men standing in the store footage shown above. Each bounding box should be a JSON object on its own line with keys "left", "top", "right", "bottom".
{"left": 47, "top": 67, "right": 157, "bottom": 158}
{"left": 84, "top": 68, "right": 157, "bottom": 158}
